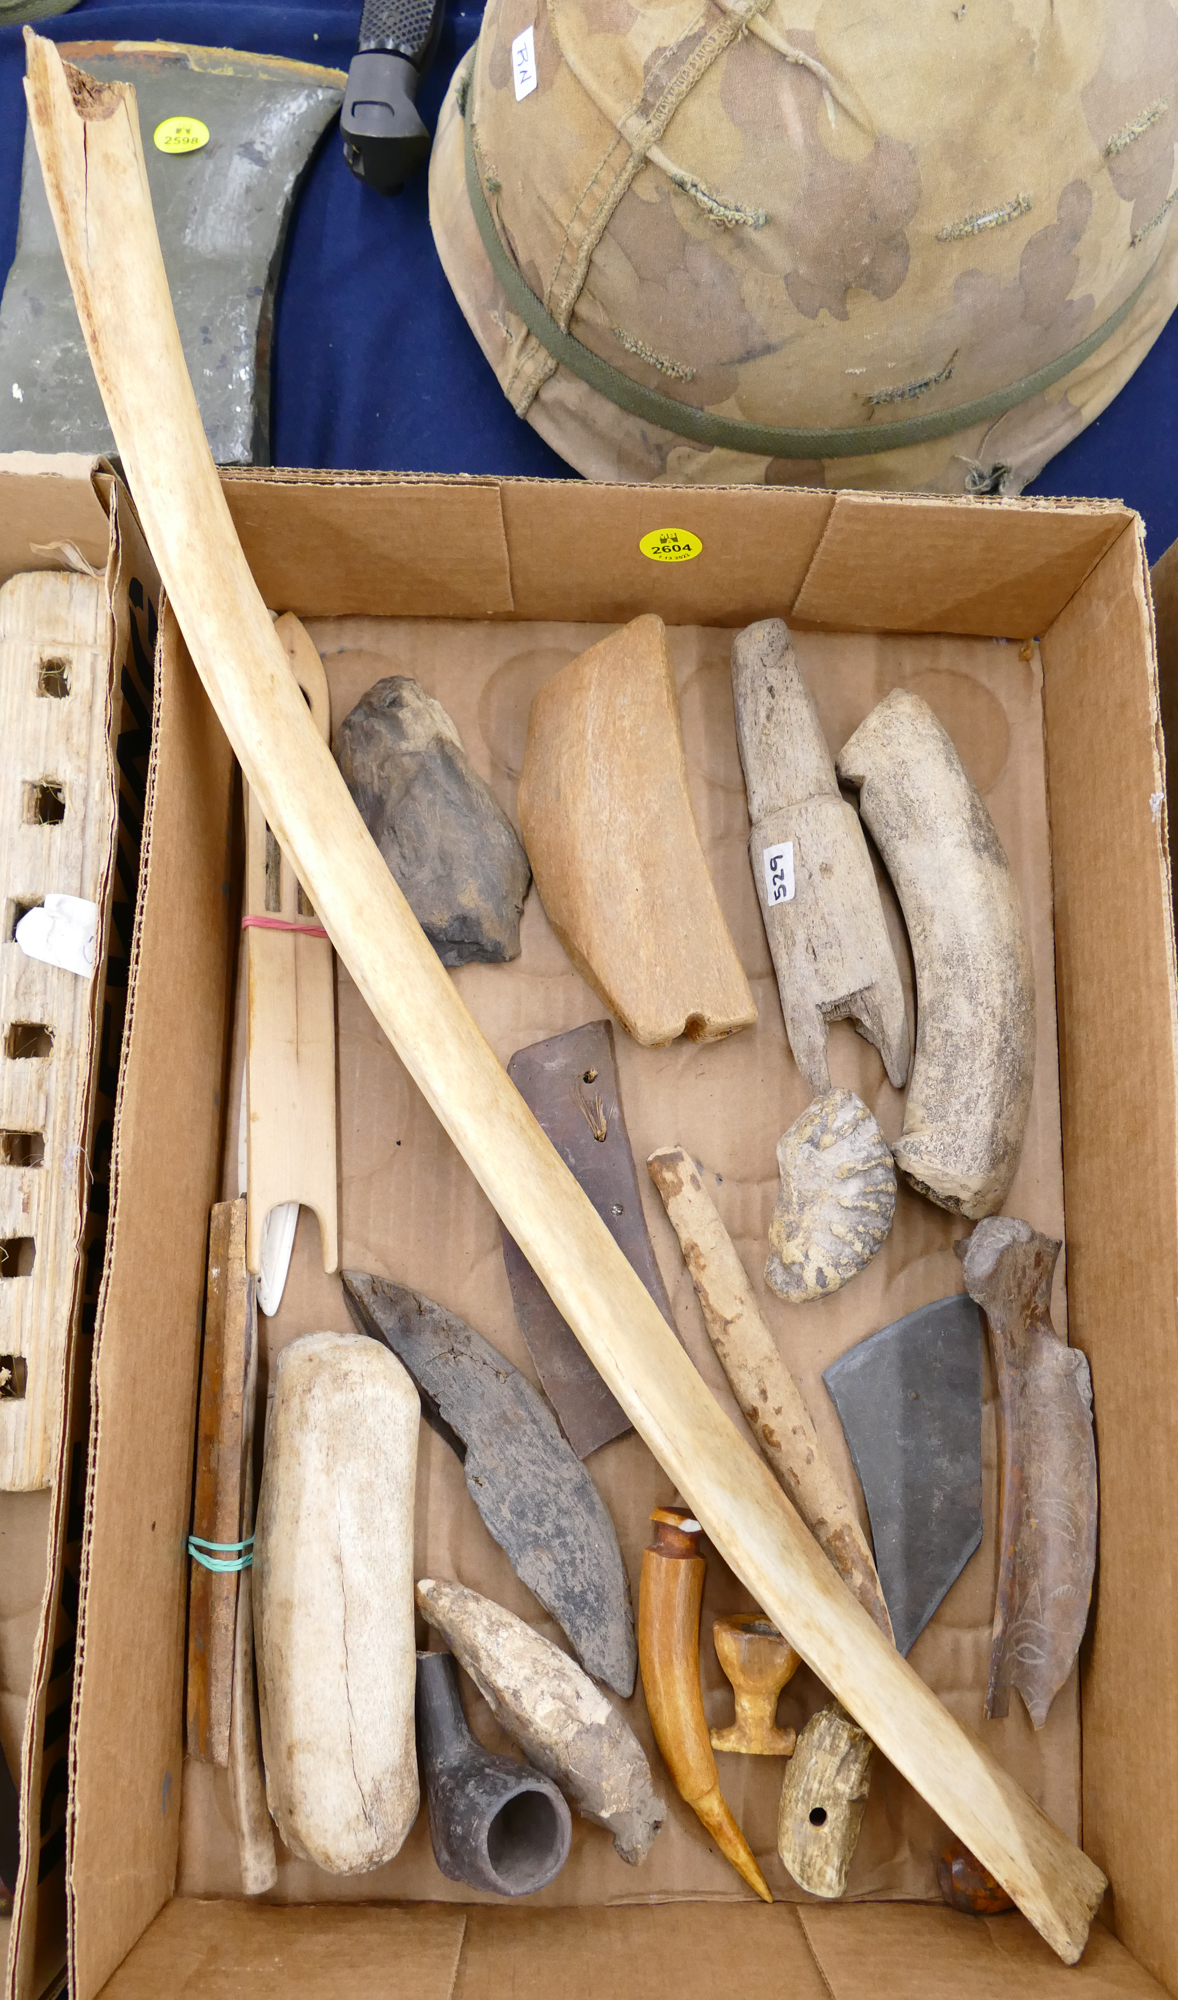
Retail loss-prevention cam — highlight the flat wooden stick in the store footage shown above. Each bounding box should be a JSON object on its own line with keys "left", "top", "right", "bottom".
{"left": 23, "top": 35, "right": 1106, "bottom": 1962}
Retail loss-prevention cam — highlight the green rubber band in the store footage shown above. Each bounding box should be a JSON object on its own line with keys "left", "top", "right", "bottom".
{"left": 188, "top": 1534, "right": 254, "bottom": 1574}
{"left": 463, "top": 97, "right": 1154, "bottom": 460}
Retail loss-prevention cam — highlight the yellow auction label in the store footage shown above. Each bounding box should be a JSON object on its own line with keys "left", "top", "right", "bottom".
{"left": 639, "top": 527, "right": 702, "bottom": 563}
{"left": 153, "top": 116, "right": 210, "bottom": 155}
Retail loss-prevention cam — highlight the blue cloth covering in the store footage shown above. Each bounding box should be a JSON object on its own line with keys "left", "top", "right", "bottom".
{"left": 2, "top": 0, "right": 1176, "bottom": 558}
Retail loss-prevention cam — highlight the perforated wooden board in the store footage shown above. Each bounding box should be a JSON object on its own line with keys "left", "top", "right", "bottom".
{"left": 0, "top": 570, "right": 116, "bottom": 1491}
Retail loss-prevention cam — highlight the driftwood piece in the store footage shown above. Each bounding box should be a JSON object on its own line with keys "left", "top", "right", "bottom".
{"left": 647, "top": 1147, "right": 892, "bottom": 1639}
{"left": 836, "top": 690, "right": 1035, "bottom": 1219}
{"left": 639, "top": 1508, "right": 772, "bottom": 1902}
{"left": 731, "top": 619, "right": 908, "bottom": 1094}
{"left": 335, "top": 675, "right": 530, "bottom": 966}
{"left": 416, "top": 1576, "right": 664, "bottom": 1865}
{"left": 710, "top": 1615, "right": 799, "bottom": 1757}
{"left": 253, "top": 1332, "right": 419, "bottom": 1873}
{"left": 416, "top": 1649, "right": 572, "bottom": 1895}
{"left": 226, "top": 1248, "right": 275, "bottom": 1895}
{"left": 342, "top": 1273, "right": 636, "bottom": 1697}
{"left": 186, "top": 1199, "right": 254, "bottom": 1765}
{"left": 765, "top": 1089, "right": 896, "bottom": 1303}
{"left": 503, "top": 1019, "right": 674, "bottom": 1458}
{"left": 244, "top": 612, "right": 337, "bottom": 1302}
{"left": 518, "top": 614, "right": 757, "bottom": 1048}
{"left": 24, "top": 42, "right": 1107, "bottom": 1958}
{"left": 0, "top": 569, "right": 116, "bottom": 1491}
{"left": 959, "top": 1218, "right": 1097, "bottom": 1729}
{"left": 777, "top": 1703, "right": 872, "bottom": 1899}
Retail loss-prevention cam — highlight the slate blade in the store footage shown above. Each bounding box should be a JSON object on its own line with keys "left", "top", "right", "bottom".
{"left": 342, "top": 1272, "right": 637, "bottom": 1697}
{"left": 503, "top": 1020, "right": 677, "bottom": 1459}
{"left": 822, "top": 1294, "right": 983, "bottom": 1657}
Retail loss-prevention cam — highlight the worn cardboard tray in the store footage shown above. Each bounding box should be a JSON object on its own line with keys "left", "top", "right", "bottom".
{"left": 0, "top": 454, "right": 157, "bottom": 2000}
{"left": 42, "top": 470, "right": 1178, "bottom": 1998}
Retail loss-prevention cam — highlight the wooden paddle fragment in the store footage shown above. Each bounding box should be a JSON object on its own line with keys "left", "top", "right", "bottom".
{"left": 518, "top": 614, "right": 757, "bottom": 1047}
{"left": 244, "top": 612, "right": 337, "bottom": 1307}
{"left": 187, "top": 1199, "right": 254, "bottom": 1765}
{"left": 22, "top": 37, "right": 1107, "bottom": 1959}
{"left": 731, "top": 619, "right": 908, "bottom": 1094}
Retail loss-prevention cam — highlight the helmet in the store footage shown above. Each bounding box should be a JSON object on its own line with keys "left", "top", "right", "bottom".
{"left": 430, "top": 0, "right": 1178, "bottom": 492}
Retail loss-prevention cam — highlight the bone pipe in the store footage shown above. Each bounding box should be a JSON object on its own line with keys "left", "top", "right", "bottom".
{"left": 21, "top": 36, "right": 1105, "bottom": 1963}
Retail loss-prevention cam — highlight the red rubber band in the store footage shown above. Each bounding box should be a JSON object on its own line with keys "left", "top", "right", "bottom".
{"left": 241, "top": 914, "right": 329, "bottom": 939}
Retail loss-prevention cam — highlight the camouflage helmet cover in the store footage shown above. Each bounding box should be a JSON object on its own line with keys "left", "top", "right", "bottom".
{"left": 429, "top": 0, "right": 1178, "bottom": 492}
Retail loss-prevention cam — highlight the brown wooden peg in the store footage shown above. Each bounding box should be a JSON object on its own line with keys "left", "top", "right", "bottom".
{"left": 711, "top": 1615, "right": 799, "bottom": 1756}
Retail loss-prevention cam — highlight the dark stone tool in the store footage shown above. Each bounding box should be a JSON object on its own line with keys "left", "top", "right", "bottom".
{"left": 822, "top": 1294, "right": 984, "bottom": 1657}
{"left": 416, "top": 1651, "right": 571, "bottom": 1896}
{"left": 0, "top": 42, "right": 344, "bottom": 464}
{"left": 342, "top": 1272, "right": 637, "bottom": 1696}
{"left": 503, "top": 1020, "right": 677, "bottom": 1459}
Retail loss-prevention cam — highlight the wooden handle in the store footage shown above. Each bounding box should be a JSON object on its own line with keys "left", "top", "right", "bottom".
{"left": 21, "top": 36, "right": 1106, "bottom": 1962}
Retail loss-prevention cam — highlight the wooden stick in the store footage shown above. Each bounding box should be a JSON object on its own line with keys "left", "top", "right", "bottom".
{"left": 22, "top": 36, "right": 1106, "bottom": 1962}
{"left": 648, "top": 1146, "right": 893, "bottom": 1641}
{"left": 226, "top": 1238, "right": 276, "bottom": 1894}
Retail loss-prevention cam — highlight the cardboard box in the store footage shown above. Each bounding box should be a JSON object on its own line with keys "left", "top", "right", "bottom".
{"left": 25, "top": 468, "right": 1178, "bottom": 1997}
{"left": 0, "top": 454, "right": 158, "bottom": 2000}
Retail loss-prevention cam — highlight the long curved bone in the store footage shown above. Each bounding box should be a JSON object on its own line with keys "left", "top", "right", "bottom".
{"left": 22, "top": 35, "right": 1104, "bottom": 1961}
{"left": 836, "top": 690, "right": 1035, "bottom": 1220}
{"left": 731, "top": 619, "right": 908, "bottom": 1094}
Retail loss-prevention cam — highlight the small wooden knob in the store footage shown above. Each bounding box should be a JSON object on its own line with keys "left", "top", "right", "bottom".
{"left": 710, "top": 1613, "right": 800, "bottom": 1756}
{"left": 937, "top": 1836, "right": 1015, "bottom": 1914}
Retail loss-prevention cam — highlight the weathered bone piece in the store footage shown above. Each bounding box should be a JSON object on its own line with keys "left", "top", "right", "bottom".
{"left": 765, "top": 1090, "right": 896, "bottom": 1303}
{"left": 503, "top": 1020, "right": 674, "bottom": 1457}
{"left": 959, "top": 1217, "right": 1097, "bottom": 1728}
{"left": 335, "top": 675, "right": 530, "bottom": 967}
{"left": 416, "top": 1649, "right": 572, "bottom": 1895}
{"left": 25, "top": 41, "right": 1106, "bottom": 1957}
{"left": 416, "top": 1576, "right": 664, "bottom": 1864}
{"left": 244, "top": 611, "right": 337, "bottom": 1305}
{"left": 731, "top": 619, "right": 909, "bottom": 1094}
{"left": 647, "top": 1146, "right": 893, "bottom": 1639}
{"left": 518, "top": 614, "right": 757, "bottom": 1047}
{"left": 822, "top": 1294, "right": 984, "bottom": 1658}
{"left": 0, "top": 569, "right": 115, "bottom": 1491}
{"left": 187, "top": 1199, "right": 254, "bottom": 1766}
{"left": 342, "top": 1272, "right": 636, "bottom": 1697}
{"left": 836, "top": 690, "right": 1035, "bottom": 1219}
{"left": 253, "top": 1331, "right": 419, "bottom": 1872}
{"left": 710, "top": 1615, "right": 799, "bottom": 1756}
{"left": 639, "top": 1507, "right": 772, "bottom": 1902}
{"left": 777, "top": 1703, "right": 873, "bottom": 1899}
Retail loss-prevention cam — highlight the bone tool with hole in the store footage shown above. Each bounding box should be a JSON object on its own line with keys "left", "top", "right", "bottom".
{"left": 244, "top": 613, "right": 337, "bottom": 1314}
{"left": 24, "top": 40, "right": 1108, "bottom": 1956}
{"left": 0, "top": 569, "right": 116, "bottom": 1491}
{"left": 731, "top": 619, "right": 908, "bottom": 1096}
{"left": 639, "top": 1505, "right": 773, "bottom": 1902}
{"left": 647, "top": 1146, "right": 892, "bottom": 1896}
{"left": 959, "top": 1216, "right": 1097, "bottom": 1729}
{"left": 503, "top": 1019, "right": 680, "bottom": 1457}
{"left": 836, "top": 689, "right": 1034, "bottom": 1219}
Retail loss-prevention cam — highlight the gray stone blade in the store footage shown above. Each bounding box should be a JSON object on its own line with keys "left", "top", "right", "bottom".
{"left": 822, "top": 1294, "right": 983, "bottom": 1656}
{"left": 342, "top": 1272, "right": 636, "bottom": 1697}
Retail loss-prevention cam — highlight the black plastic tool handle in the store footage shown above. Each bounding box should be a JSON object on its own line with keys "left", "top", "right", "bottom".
{"left": 342, "top": 0, "right": 446, "bottom": 193}
{"left": 359, "top": 0, "right": 444, "bottom": 69}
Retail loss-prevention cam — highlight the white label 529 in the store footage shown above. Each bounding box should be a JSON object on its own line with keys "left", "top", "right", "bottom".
{"left": 762, "top": 840, "right": 795, "bottom": 907}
